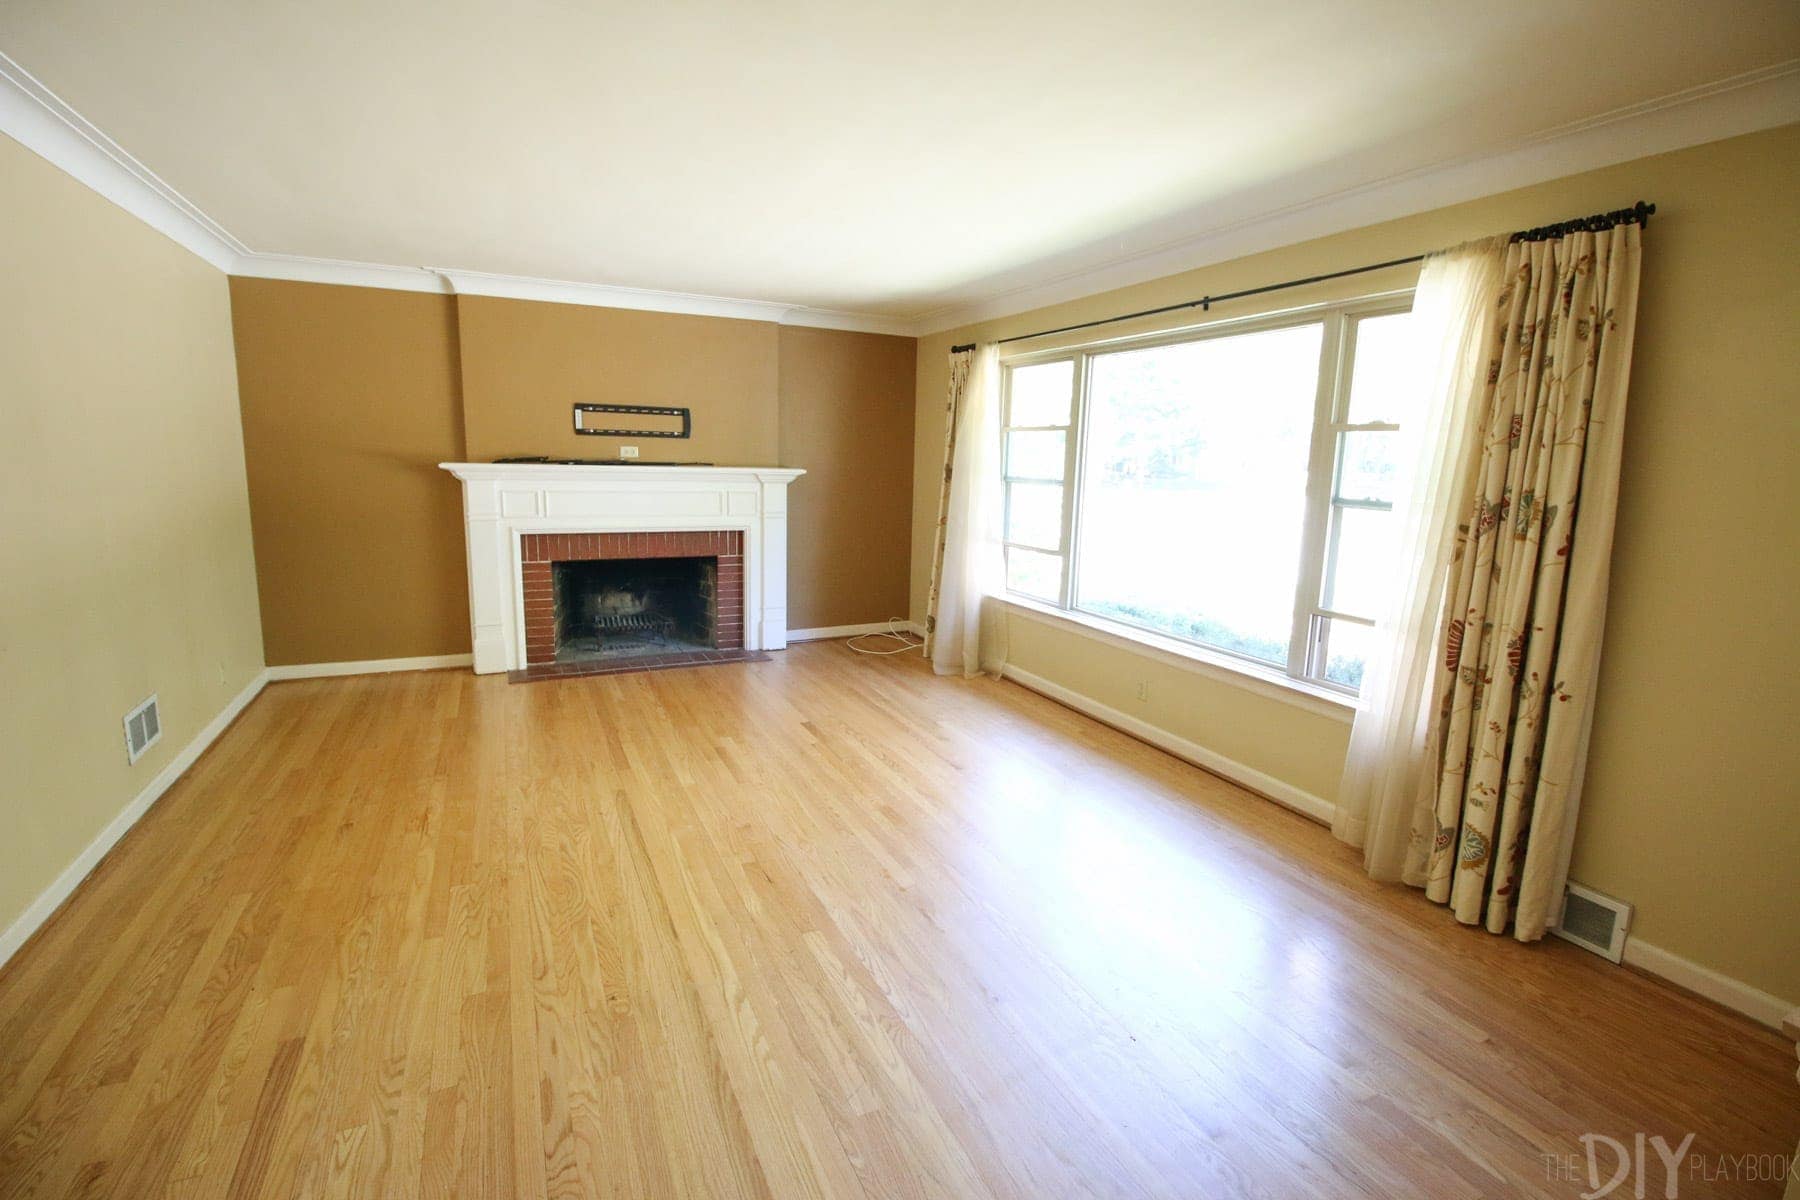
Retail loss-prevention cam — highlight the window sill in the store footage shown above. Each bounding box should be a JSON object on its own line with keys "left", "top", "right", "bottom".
{"left": 996, "top": 596, "right": 1356, "bottom": 723}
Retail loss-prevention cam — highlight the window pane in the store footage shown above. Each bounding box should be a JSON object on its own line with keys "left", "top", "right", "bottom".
{"left": 1318, "top": 617, "right": 1376, "bottom": 690}
{"left": 1074, "top": 322, "right": 1324, "bottom": 667}
{"left": 1345, "top": 311, "right": 1420, "bottom": 424}
{"left": 1006, "top": 547, "right": 1062, "bottom": 602}
{"left": 1323, "top": 505, "right": 1399, "bottom": 619}
{"left": 1335, "top": 430, "right": 1400, "bottom": 504}
{"left": 1009, "top": 361, "right": 1074, "bottom": 426}
{"left": 1006, "top": 481, "right": 1063, "bottom": 551}
{"left": 1005, "top": 430, "right": 1067, "bottom": 481}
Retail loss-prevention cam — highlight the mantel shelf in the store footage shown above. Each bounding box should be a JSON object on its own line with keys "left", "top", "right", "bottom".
{"left": 440, "top": 462, "right": 805, "bottom": 484}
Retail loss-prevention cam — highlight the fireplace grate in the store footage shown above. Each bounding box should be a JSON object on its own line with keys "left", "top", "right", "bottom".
{"left": 585, "top": 612, "right": 676, "bottom": 643}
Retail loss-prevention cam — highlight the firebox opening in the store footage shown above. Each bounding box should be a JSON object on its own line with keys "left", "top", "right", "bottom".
{"left": 552, "top": 556, "right": 718, "bottom": 662}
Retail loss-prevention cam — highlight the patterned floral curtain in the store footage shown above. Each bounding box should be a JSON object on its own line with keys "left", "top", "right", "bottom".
{"left": 923, "top": 348, "right": 974, "bottom": 655}
{"left": 1419, "top": 223, "right": 1642, "bottom": 938}
{"left": 1341, "top": 222, "right": 1643, "bottom": 942}
{"left": 923, "top": 345, "right": 1003, "bottom": 676}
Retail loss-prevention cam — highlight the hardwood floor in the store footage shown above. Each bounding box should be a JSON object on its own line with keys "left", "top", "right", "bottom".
{"left": 0, "top": 644, "right": 1792, "bottom": 1199}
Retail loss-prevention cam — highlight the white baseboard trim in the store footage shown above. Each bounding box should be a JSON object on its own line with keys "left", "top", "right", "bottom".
{"left": 266, "top": 653, "right": 473, "bottom": 680}
{"left": 998, "top": 663, "right": 1797, "bottom": 1030}
{"left": 789, "top": 622, "right": 919, "bottom": 642}
{"left": 1000, "top": 663, "right": 1335, "bottom": 826}
{"left": 1622, "top": 937, "right": 1795, "bottom": 1030}
{"left": 0, "top": 667, "right": 272, "bottom": 970}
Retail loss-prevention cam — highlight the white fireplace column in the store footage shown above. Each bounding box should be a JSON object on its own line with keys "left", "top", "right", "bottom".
{"left": 439, "top": 463, "right": 805, "bottom": 674}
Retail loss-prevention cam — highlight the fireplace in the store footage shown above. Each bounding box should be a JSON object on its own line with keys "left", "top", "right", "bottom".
{"left": 552, "top": 557, "right": 716, "bottom": 661}
{"left": 440, "top": 463, "right": 803, "bottom": 675}
{"left": 520, "top": 530, "right": 743, "bottom": 667}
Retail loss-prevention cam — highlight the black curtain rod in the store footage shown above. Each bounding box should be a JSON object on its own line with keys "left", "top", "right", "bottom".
{"left": 949, "top": 200, "right": 1654, "bottom": 353}
{"left": 1508, "top": 200, "right": 1656, "bottom": 244}
{"left": 991, "top": 254, "right": 1423, "bottom": 348}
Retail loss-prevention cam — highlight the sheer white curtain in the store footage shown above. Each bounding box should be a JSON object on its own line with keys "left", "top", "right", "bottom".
{"left": 926, "top": 344, "right": 1005, "bottom": 677}
{"left": 1333, "top": 238, "right": 1507, "bottom": 880}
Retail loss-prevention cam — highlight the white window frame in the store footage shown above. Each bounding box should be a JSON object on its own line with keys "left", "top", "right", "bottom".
{"left": 999, "top": 359, "right": 1082, "bottom": 604}
{"left": 998, "top": 289, "right": 1414, "bottom": 695}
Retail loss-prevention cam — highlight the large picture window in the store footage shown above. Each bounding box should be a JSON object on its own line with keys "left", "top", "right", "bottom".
{"left": 999, "top": 295, "right": 1417, "bottom": 694}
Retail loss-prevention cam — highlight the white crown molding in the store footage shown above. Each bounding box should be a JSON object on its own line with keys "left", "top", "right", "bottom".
{"left": 229, "top": 257, "right": 912, "bottom": 333}
{"left": 436, "top": 266, "right": 792, "bottom": 321}
{"left": 775, "top": 306, "right": 917, "bottom": 336}
{"left": 0, "top": 49, "right": 246, "bottom": 270}
{"left": 914, "top": 60, "right": 1800, "bottom": 334}
{"left": 7, "top": 39, "right": 1794, "bottom": 341}
{"left": 433, "top": 267, "right": 910, "bottom": 334}
{"left": 437, "top": 269, "right": 915, "bottom": 334}
{"left": 0, "top": 48, "right": 912, "bottom": 334}
{"left": 230, "top": 252, "right": 452, "bottom": 294}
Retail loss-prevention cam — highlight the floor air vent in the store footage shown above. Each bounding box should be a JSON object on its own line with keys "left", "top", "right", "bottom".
{"left": 1553, "top": 882, "right": 1632, "bottom": 963}
{"left": 124, "top": 694, "right": 162, "bottom": 764}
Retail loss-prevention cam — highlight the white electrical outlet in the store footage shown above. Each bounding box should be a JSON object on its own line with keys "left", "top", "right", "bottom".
{"left": 1135, "top": 680, "right": 1149, "bottom": 701}
{"left": 619, "top": 445, "right": 640, "bottom": 459}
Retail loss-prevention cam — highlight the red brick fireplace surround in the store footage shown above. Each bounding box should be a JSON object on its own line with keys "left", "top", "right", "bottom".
{"left": 519, "top": 530, "right": 744, "bottom": 665}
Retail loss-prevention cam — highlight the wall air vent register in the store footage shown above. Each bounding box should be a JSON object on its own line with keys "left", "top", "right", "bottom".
{"left": 123, "top": 693, "right": 161, "bottom": 764}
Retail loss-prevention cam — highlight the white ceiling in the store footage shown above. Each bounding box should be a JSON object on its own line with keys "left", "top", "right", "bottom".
{"left": 3, "top": 1, "right": 1797, "bottom": 328}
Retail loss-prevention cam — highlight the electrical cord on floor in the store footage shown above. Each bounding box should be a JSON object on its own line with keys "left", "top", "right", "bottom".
{"left": 846, "top": 618, "right": 924, "bottom": 656}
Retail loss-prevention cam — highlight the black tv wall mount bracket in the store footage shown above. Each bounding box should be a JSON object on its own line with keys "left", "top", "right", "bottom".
{"left": 572, "top": 403, "right": 692, "bottom": 439}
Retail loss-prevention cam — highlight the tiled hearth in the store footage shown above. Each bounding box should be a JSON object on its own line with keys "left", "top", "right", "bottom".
{"left": 507, "top": 647, "right": 771, "bottom": 684}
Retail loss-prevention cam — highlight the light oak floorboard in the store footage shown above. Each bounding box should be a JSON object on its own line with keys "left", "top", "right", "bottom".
{"left": 0, "top": 644, "right": 1792, "bottom": 1198}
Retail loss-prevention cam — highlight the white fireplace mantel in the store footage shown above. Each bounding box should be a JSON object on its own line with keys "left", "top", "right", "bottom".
{"left": 440, "top": 462, "right": 805, "bottom": 674}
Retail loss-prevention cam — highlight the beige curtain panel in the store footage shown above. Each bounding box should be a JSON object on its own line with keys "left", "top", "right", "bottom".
{"left": 1340, "top": 222, "right": 1643, "bottom": 942}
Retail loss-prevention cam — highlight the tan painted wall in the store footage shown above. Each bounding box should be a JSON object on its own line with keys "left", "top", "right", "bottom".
{"left": 230, "top": 279, "right": 470, "bottom": 665}
{"left": 0, "top": 133, "right": 264, "bottom": 938}
{"left": 778, "top": 327, "right": 916, "bottom": 629}
{"left": 456, "top": 296, "right": 780, "bottom": 465}
{"left": 231, "top": 288, "right": 917, "bottom": 657}
{"left": 911, "top": 123, "right": 1800, "bottom": 1003}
